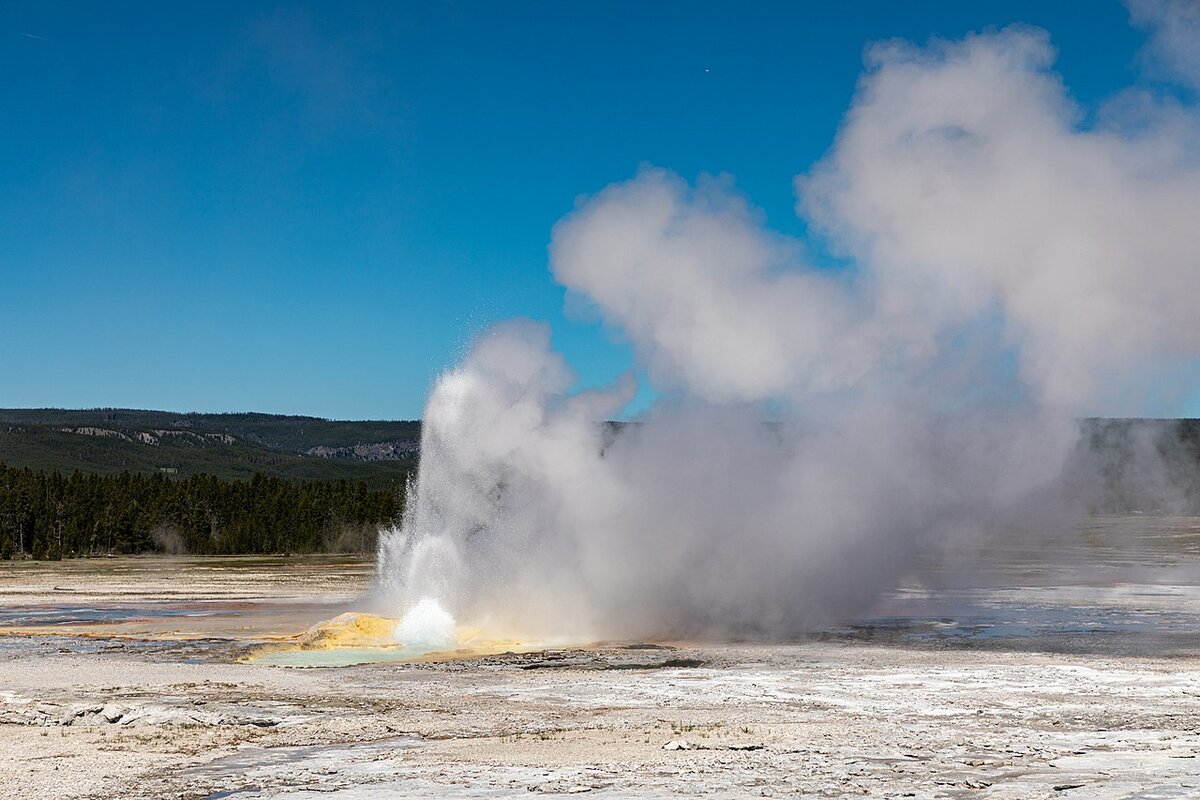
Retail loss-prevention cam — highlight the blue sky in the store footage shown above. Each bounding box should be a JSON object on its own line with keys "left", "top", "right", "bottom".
{"left": 1, "top": 1, "right": 1153, "bottom": 419}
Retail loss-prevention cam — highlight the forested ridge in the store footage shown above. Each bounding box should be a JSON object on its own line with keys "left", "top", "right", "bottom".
{"left": 0, "top": 408, "right": 421, "bottom": 452}
{"left": 0, "top": 408, "right": 420, "bottom": 487}
{"left": 0, "top": 464, "right": 402, "bottom": 559}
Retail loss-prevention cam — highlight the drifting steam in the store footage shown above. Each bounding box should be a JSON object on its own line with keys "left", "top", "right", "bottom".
{"left": 378, "top": 12, "right": 1200, "bottom": 642}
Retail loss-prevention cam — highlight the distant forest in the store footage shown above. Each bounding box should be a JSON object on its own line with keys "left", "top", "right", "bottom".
{"left": 0, "top": 466, "right": 402, "bottom": 559}
{"left": 0, "top": 408, "right": 417, "bottom": 558}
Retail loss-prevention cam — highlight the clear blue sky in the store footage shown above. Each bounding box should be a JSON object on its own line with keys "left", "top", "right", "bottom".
{"left": 1, "top": 1, "right": 1148, "bottom": 419}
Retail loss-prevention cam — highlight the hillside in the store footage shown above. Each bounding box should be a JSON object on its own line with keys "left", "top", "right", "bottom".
{"left": 0, "top": 408, "right": 420, "bottom": 488}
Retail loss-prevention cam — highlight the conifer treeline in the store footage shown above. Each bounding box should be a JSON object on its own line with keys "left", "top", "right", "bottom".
{"left": 0, "top": 464, "right": 403, "bottom": 558}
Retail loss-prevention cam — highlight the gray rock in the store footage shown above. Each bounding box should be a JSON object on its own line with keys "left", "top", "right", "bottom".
{"left": 663, "top": 739, "right": 700, "bottom": 751}
{"left": 99, "top": 704, "right": 124, "bottom": 723}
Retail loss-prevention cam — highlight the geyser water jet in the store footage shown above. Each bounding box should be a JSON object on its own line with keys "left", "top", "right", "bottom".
{"left": 394, "top": 597, "right": 457, "bottom": 653}
{"left": 378, "top": 11, "right": 1200, "bottom": 643}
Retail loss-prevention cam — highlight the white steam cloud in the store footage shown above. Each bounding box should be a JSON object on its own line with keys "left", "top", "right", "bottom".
{"left": 1129, "top": 0, "right": 1200, "bottom": 89}
{"left": 378, "top": 11, "right": 1200, "bottom": 641}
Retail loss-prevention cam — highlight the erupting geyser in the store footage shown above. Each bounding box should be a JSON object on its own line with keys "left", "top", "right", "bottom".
{"left": 376, "top": 13, "right": 1200, "bottom": 646}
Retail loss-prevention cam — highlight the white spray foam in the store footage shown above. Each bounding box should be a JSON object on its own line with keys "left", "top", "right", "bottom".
{"left": 394, "top": 597, "right": 457, "bottom": 653}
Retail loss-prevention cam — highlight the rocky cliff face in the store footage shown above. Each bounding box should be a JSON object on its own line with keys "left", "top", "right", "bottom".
{"left": 305, "top": 439, "right": 420, "bottom": 461}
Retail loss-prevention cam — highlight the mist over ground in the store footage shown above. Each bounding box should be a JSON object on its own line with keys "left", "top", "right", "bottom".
{"left": 379, "top": 4, "right": 1200, "bottom": 641}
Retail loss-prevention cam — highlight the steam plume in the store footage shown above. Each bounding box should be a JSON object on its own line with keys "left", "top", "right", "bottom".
{"left": 379, "top": 13, "right": 1200, "bottom": 641}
